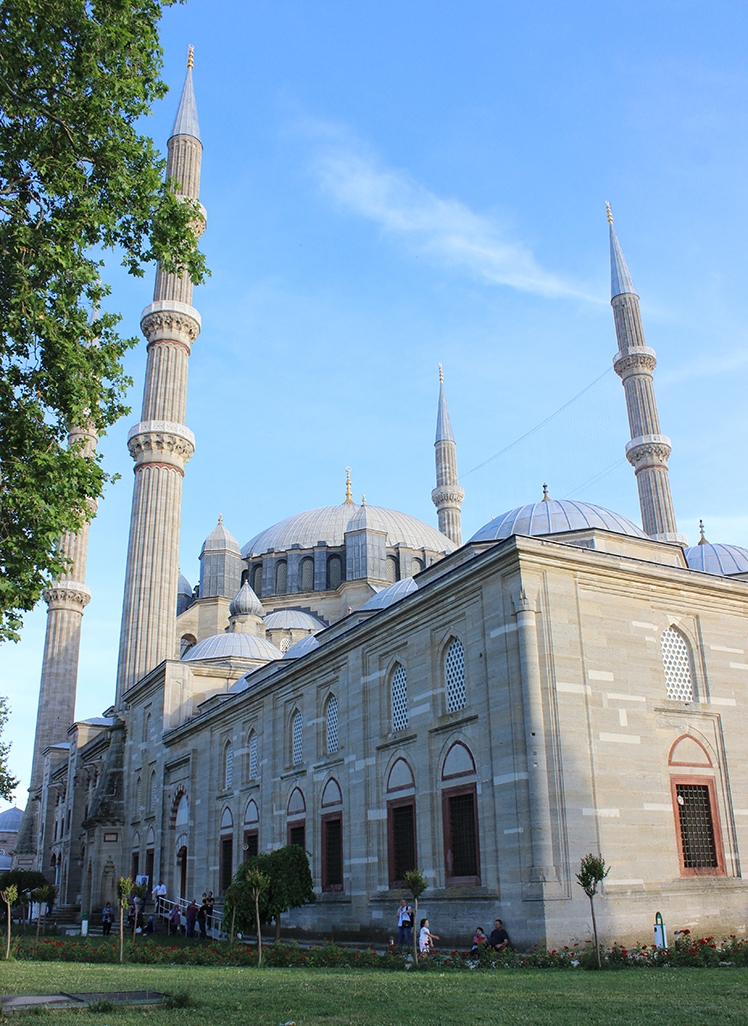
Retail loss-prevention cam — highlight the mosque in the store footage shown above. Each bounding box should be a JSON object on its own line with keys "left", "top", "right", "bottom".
{"left": 14, "top": 57, "right": 748, "bottom": 949}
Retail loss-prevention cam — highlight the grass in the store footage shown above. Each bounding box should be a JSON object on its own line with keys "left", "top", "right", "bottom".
{"left": 1, "top": 961, "right": 747, "bottom": 1025}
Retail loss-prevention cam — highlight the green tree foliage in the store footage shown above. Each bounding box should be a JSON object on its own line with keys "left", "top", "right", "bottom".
{"left": 0, "top": 869, "right": 50, "bottom": 895}
{"left": 404, "top": 869, "right": 428, "bottom": 961}
{"left": 0, "top": 0, "right": 208, "bottom": 642}
{"left": 576, "top": 853, "right": 610, "bottom": 969}
{"left": 223, "top": 846, "right": 315, "bottom": 941}
{"left": 0, "top": 698, "right": 18, "bottom": 799}
{"left": 1, "top": 884, "right": 18, "bottom": 959}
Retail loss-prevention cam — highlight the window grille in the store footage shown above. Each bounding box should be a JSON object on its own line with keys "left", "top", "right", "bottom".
{"left": 410, "top": 557, "right": 424, "bottom": 575}
{"left": 323, "top": 815, "right": 343, "bottom": 890}
{"left": 326, "top": 695, "right": 339, "bottom": 753}
{"left": 292, "top": 711, "right": 303, "bottom": 766}
{"left": 301, "top": 557, "right": 315, "bottom": 592}
{"left": 276, "top": 560, "right": 288, "bottom": 595}
{"left": 243, "top": 831, "right": 258, "bottom": 859}
{"left": 390, "top": 802, "right": 416, "bottom": 885}
{"left": 391, "top": 663, "right": 408, "bottom": 731}
{"left": 289, "top": 823, "right": 305, "bottom": 849}
{"left": 327, "top": 555, "right": 343, "bottom": 590}
{"left": 149, "top": 773, "right": 157, "bottom": 812}
{"left": 252, "top": 564, "right": 263, "bottom": 597}
{"left": 280, "top": 637, "right": 291, "bottom": 653}
{"left": 220, "top": 837, "right": 233, "bottom": 894}
{"left": 249, "top": 731, "right": 258, "bottom": 778}
{"left": 386, "top": 555, "right": 400, "bottom": 583}
{"left": 676, "top": 784, "right": 718, "bottom": 868}
{"left": 447, "top": 791, "right": 478, "bottom": 877}
{"left": 225, "top": 743, "right": 234, "bottom": 789}
{"left": 136, "top": 777, "right": 142, "bottom": 810}
{"left": 661, "top": 627, "right": 694, "bottom": 702}
{"left": 445, "top": 638, "right": 466, "bottom": 712}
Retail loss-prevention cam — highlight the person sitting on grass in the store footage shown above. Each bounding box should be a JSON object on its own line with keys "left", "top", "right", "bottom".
{"left": 488, "top": 919, "right": 510, "bottom": 951}
{"left": 471, "top": 927, "right": 487, "bottom": 954}
{"left": 419, "top": 918, "right": 439, "bottom": 955}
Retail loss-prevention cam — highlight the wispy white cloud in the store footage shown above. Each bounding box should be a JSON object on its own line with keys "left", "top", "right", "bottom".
{"left": 311, "top": 133, "right": 595, "bottom": 301}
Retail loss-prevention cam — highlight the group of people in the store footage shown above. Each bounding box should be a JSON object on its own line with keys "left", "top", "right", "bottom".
{"left": 396, "top": 901, "right": 510, "bottom": 956}
{"left": 183, "top": 892, "right": 215, "bottom": 939}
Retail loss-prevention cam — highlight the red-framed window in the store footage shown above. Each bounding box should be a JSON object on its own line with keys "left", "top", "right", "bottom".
{"left": 442, "top": 784, "right": 480, "bottom": 885}
{"left": 288, "top": 821, "right": 306, "bottom": 850}
{"left": 220, "top": 836, "right": 234, "bottom": 893}
{"left": 671, "top": 776, "right": 725, "bottom": 877}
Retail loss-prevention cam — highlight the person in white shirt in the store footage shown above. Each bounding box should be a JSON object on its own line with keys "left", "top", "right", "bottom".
{"left": 152, "top": 881, "right": 167, "bottom": 914}
{"left": 418, "top": 918, "right": 439, "bottom": 955}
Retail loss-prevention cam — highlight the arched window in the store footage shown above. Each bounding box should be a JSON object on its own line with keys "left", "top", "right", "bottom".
{"left": 136, "top": 777, "right": 142, "bottom": 811}
{"left": 410, "top": 557, "right": 424, "bottom": 575}
{"left": 326, "top": 695, "right": 339, "bottom": 754}
{"left": 321, "top": 779, "right": 343, "bottom": 893}
{"left": 224, "top": 742, "right": 234, "bottom": 790}
{"left": 287, "top": 787, "right": 306, "bottom": 849}
{"left": 252, "top": 564, "right": 263, "bottom": 597}
{"left": 219, "top": 808, "right": 234, "bottom": 894}
{"left": 386, "top": 759, "right": 416, "bottom": 888}
{"left": 301, "top": 557, "right": 315, "bottom": 592}
{"left": 244, "top": 799, "right": 259, "bottom": 860}
{"left": 276, "top": 560, "right": 288, "bottom": 595}
{"left": 142, "top": 712, "right": 151, "bottom": 742}
{"left": 175, "top": 793, "right": 189, "bottom": 829}
{"left": 391, "top": 663, "right": 408, "bottom": 731}
{"left": 444, "top": 637, "right": 466, "bottom": 712}
{"left": 442, "top": 741, "right": 476, "bottom": 779}
{"left": 668, "top": 735, "right": 724, "bottom": 875}
{"left": 248, "top": 730, "right": 258, "bottom": 779}
{"left": 280, "top": 637, "right": 291, "bottom": 653}
{"left": 149, "top": 771, "right": 157, "bottom": 812}
{"left": 661, "top": 626, "right": 695, "bottom": 702}
{"left": 386, "top": 555, "right": 400, "bottom": 583}
{"left": 292, "top": 710, "right": 303, "bottom": 766}
{"left": 327, "top": 555, "right": 343, "bottom": 590}
{"left": 180, "top": 634, "right": 196, "bottom": 658}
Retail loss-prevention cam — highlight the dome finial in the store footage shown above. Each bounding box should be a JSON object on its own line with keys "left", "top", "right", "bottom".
{"left": 438, "top": 363, "right": 444, "bottom": 384}
{"left": 361, "top": 493, "right": 367, "bottom": 505}
{"left": 605, "top": 200, "right": 614, "bottom": 224}
{"left": 218, "top": 512, "right": 223, "bottom": 524}
{"left": 344, "top": 467, "right": 354, "bottom": 505}
{"left": 542, "top": 483, "right": 551, "bottom": 502}
{"left": 698, "top": 519, "right": 709, "bottom": 545}
{"left": 187, "top": 44, "right": 194, "bottom": 70}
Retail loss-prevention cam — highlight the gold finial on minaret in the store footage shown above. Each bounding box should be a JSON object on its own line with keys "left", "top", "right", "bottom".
{"left": 344, "top": 467, "right": 353, "bottom": 505}
{"left": 218, "top": 513, "right": 223, "bottom": 524}
{"left": 542, "top": 483, "right": 551, "bottom": 502}
{"left": 698, "top": 519, "right": 709, "bottom": 545}
{"left": 605, "top": 201, "right": 614, "bottom": 224}
{"left": 187, "top": 45, "right": 195, "bottom": 70}
{"left": 438, "top": 363, "right": 444, "bottom": 384}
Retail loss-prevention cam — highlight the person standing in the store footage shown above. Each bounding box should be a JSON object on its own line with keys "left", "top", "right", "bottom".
{"left": 397, "top": 899, "right": 413, "bottom": 949}
{"left": 419, "top": 918, "right": 439, "bottom": 955}
{"left": 185, "top": 899, "right": 198, "bottom": 938}
{"left": 153, "top": 880, "right": 167, "bottom": 914}
{"left": 197, "top": 897, "right": 209, "bottom": 940}
{"left": 169, "top": 903, "right": 182, "bottom": 936}
{"left": 101, "top": 903, "right": 114, "bottom": 936}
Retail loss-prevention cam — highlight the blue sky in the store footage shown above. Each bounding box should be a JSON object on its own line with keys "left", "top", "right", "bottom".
{"left": 2, "top": 0, "right": 748, "bottom": 806}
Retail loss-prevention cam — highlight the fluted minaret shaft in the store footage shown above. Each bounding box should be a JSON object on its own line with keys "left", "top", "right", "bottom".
{"left": 116, "top": 61, "right": 204, "bottom": 704}
{"left": 608, "top": 210, "right": 685, "bottom": 544}
{"left": 431, "top": 368, "right": 464, "bottom": 545}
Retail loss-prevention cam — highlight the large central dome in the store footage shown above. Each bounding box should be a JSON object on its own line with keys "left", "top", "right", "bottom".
{"left": 242, "top": 503, "right": 455, "bottom": 558}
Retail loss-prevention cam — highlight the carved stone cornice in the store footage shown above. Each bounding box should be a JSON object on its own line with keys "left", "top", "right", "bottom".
{"left": 613, "top": 346, "right": 657, "bottom": 380}
{"left": 127, "top": 420, "right": 196, "bottom": 470}
{"left": 625, "top": 433, "right": 672, "bottom": 469}
{"left": 140, "top": 300, "right": 202, "bottom": 346}
{"left": 431, "top": 485, "right": 465, "bottom": 508}
{"left": 43, "top": 580, "right": 92, "bottom": 611}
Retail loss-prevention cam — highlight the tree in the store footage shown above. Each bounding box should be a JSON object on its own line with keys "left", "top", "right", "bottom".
{"left": 225, "top": 869, "right": 269, "bottom": 964}
{"left": 1, "top": 884, "right": 17, "bottom": 959}
{"left": 117, "top": 876, "right": 132, "bottom": 963}
{"left": 404, "top": 869, "right": 428, "bottom": 962}
{"left": 576, "top": 853, "right": 610, "bottom": 969}
{"left": 0, "top": 0, "right": 208, "bottom": 642}
{"left": 223, "top": 846, "right": 315, "bottom": 944}
{"left": 0, "top": 698, "right": 18, "bottom": 799}
{"left": 31, "top": 883, "right": 56, "bottom": 946}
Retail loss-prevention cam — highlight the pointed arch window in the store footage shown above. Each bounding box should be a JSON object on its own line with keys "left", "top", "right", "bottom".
{"left": 444, "top": 637, "right": 466, "bottom": 712}
{"left": 219, "top": 807, "right": 234, "bottom": 894}
{"left": 301, "top": 557, "right": 315, "bottom": 593}
{"left": 326, "top": 695, "right": 339, "bottom": 754}
{"left": 248, "top": 730, "right": 258, "bottom": 779}
{"left": 386, "top": 555, "right": 400, "bottom": 583}
{"left": 391, "top": 663, "right": 408, "bottom": 731}
{"left": 136, "top": 777, "right": 142, "bottom": 812}
{"left": 224, "top": 742, "right": 234, "bottom": 790}
{"left": 327, "top": 555, "right": 343, "bottom": 590}
{"left": 149, "top": 771, "right": 157, "bottom": 813}
{"left": 276, "top": 560, "right": 288, "bottom": 595}
{"left": 244, "top": 799, "right": 259, "bottom": 860}
{"left": 292, "top": 710, "right": 303, "bottom": 767}
{"left": 661, "top": 626, "right": 694, "bottom": 702}
{"left": 252, "top": 564, "right": 263, "bottom": 597}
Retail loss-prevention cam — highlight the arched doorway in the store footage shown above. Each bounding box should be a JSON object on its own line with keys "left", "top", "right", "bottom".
{"left": 176, "top": 845, "right": 188, "bottom": 901}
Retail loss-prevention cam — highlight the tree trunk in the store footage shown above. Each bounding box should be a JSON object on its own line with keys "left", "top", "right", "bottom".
{"left": 229, "top": 905, "right": 236, "bottom": 945}
{"left": 4, "top": 901, "right": 10, "bottom": 960}
{"left": 589, "top": 894, "right": 600, "bottom": 968}
{"left": 413, "top": 898, "right": 419, "bottom": 963}
{"left": 274, "top": 913, "right": 281, "bottom": 943}
{"left": 119, "top": 902, "right": 124, "bottom": 964}
{"left": 255, "top": 892, "right": 262, "bottom": 968}
{"left": 35, "top": 907, "right": 40, "bottom": 949}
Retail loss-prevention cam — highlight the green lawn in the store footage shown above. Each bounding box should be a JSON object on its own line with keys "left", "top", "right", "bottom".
{"left": 1, "top": 962, "right": 747, "bottom": 1025}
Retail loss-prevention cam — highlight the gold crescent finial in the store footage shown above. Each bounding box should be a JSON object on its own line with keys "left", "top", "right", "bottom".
{"left": 187, "top": 45, "right": 195, "bottom": 70}
{"left": 218, "top": 513, "right": 223, "bottom": 524}
{"left": 698, "top": 519, "right": 709, "bottom": 545}
{"left": 438, "top": 363, "right": 444, "bottom": 384}
{"left": 344, "top": 467, "right": 353, "bottom": 505}
{"left": 542, "top": 483, "right": 551, "bottom": 502}
{"left": 605, "top": 201, "right": 614, "bottom": 224}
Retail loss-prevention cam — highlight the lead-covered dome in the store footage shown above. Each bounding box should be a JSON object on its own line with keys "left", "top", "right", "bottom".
{"left": 242, "top": 504, "right": 455, "bottom": 558}
{"left": 201, "top": 516, "right": 240, "bottom": 556}
{"left": 283, "top": 634, "right": 322, "bottom": 659}
{"left": 263, "top": 609, "right": 326, "bottom": 631}
{"left": 361, "top": 577, "right": 418, "bottom": 611}
{"left": 0, "top": 806, "right": 23, "bottom": 832}
{"left": 182, "top": 633, "right": 282, "bottom": 663}
{"left": 469, "top": 499, "right": 647, "bottom": 544}
{"left": 685, "top": 542, "right": 748, "bottom": 576}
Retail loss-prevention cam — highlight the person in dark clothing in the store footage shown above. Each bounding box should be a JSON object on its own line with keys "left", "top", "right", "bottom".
{"left": 197, "top": 899, "right": 209, "bottom": 940}
{"left": 101, "top": 903, "right": 114, "bottom": 936}
{"left": 185, "top": 899, "right": 198, "bottom": 938}
{"left": 488, "top": 919, "right": 510, "bottom": 950}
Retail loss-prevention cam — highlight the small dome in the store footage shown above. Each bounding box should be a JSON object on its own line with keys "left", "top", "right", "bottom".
{"left": 178, "top": 573, "right": 193, "bottom": 597}
{"left": 469, "top": 499, "right": 647, "bottom": 543}
{"left": 283, "top": 634, "right": 321, "bottom": 659}
{"left": 685, "top": 542, "right": 748, "bottom": 576}
{"left": 229, "top": 582, "right": 263, "bottom": 618}
{"left": 263, "top": 609, "right": 326, "bottom": 631}
{"left": 182, "top": 632, "right": 282, "bottom": 663}
{"left": 200, "top": 516, "right": 240, "bottom": 557}
{"left": 242, "top": 504, "right": 455, "bottom": 558}
{"left": 361, "top": 577, "right": 418, "bottom": 611}
{"left": 0, "top": 806, "right": 23, "bottom": 831}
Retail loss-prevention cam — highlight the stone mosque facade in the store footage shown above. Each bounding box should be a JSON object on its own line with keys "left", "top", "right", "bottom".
{"left": 14, "top": 61, "right": 748, "bottom": 949}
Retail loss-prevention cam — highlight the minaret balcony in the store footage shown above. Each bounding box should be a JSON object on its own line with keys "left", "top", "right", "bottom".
{"left": 140, "top": 299, "right": 202, "bottom": 346}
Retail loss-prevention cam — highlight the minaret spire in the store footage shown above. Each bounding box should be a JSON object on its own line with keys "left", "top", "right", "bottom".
{"left": 607, "top": 205, "right": 685, "bottom": 544}
{"left": 431, "top": 366, "right": 464, "bottom": 545}
{"left": 116, "top": 56, "right": 206, "bottom": 703}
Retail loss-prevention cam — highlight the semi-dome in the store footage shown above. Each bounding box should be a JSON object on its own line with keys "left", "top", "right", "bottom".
{"left": 469, "top": 498, "right": 647, "bottom": 544}
{"left": 263, "top": 609, "right": 326, "bottom": 631}
{"left": 242, "top": 503, "right": 455, "bottom": 559}
{"left": 685, "top": 542, "right": 748, "bottom": 576}
{"left": 182, "top": 632, "right": 282, "bottom": 663}
{"left": 201, "top": 515, "right": 240, "bottom": 556}
{"left": 0, "top": 806, "right": 23, "bottom": 831}
{"left": 283, "top": 634, "right": 322, "bottom": 659}
{"left": 229, "top": 582, "right": 263, "bottom": 618}
{"left": 361, "top": 577, "right": 418, "bottom": 611}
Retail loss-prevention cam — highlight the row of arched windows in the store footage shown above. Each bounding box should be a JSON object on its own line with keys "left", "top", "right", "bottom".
{"left": 389, "top": 637, "right": 466, "bottom": 733}
{"left": 221, "top": 729, "right": 260, "bottom": 791}
{"left": 246, "top": 552, "right": 426, "bottom": 597}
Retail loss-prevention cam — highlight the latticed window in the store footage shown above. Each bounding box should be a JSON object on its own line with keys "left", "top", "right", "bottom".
{"left": 391, "top": 663, "right": 408, "bottom": 731}
{"left": 322, "top": 815, "right": 343, "bottom": 891}
{"left": 676, "top": 784, "right": 718, "bottom": 868}
{"left": 327, "top": 555, "right": 343, "bottom": 590}
{"left": 136, "top": 777, "right": 142, "bottom": 810}
{"left": 661, "top": 627, "right": 694, "bottom": 702}
{"left": 445, "top": 638, "right": 466, "bottom": 712}
{"left": 301, "top": 557, "right": 315, "bottom": 592}
{"left": 445, "top": 788, "right": 479, "bottom": 880}
{"left": 292, "top": 711, "right": 303, "bottom": 766}
{"left": 149, "top": 772, "right": 157, "bottom": 812}
{"left": 252, "top": 564, "right": 263, "bottom": 597}
{"left": 276, "top": 560, "right": 288, "bottom": 595}
{"left": 224, "top": 743, "right": 234, "bottom": 789}
{"left": 389, "top": 802, "right": 416, "bottom": 886}
{"left": 326, "top": 695, "right": 339, "bottom": 754}
{"left": 249, "top": 731, "right": 258, "bottom": 778}
{"left": 386, "top": 555, "right": 400, "bottom": 583}
{"left": 280, "top": 637, "right": 291, "bottom": 653}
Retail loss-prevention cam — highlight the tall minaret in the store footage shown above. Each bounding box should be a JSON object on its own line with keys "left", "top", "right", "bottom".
{"left": 431, "top": 365, "right": 464, "bottom": 546}
{"left": 15, "top": 421, "right": 97, "bottom": 863}
{"left": 607, "top": 205, "right": 685, "bottom": 544}
{"left": 116, "top": 50, "right": 205, "bottom": 704}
